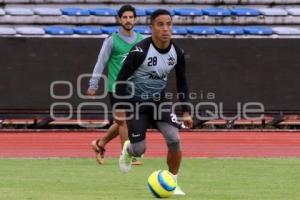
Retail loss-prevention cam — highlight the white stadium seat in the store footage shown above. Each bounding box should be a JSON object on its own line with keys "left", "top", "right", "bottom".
{"left": 33, "top": 8, "right": 62, "bottom": 16}
{"left": 0, "top": 27, "right": 16, "bottom": 35}
{"left": 5, "top": 8, "right": 34, "bottom": 16}
{"left": 15, "top": 27, "right": 45, "bottom": 35}
{"left": 0, "top": 8, "right": 5, "bottom": 16}
{"left": 286, "top": 8, "right": 300, "bottom": 16}
{"left": 272, "top": 27, "right": 300, "bottom": 35}
{"left": 257, "top": 8, "right": 288, "bottom": 16}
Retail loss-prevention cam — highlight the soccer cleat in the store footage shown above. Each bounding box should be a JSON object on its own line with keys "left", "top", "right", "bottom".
{"left": 173, "top": 185, "right": 186, "bottom": 195}
{"left": 132, "top": 157, "right": 143, "bottom": 165}
{"left": 91, "top": 139, "right": 105, "bottom": 165}
{"left": 119, "top": 140, "right": 133, "bottom": 173}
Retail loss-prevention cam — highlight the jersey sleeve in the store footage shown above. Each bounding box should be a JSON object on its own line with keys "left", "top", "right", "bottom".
{"left": 89, "top": 36, "right": 113, "bottom": 90}
{"left": 174, "top": 45, "right": 190, "bottom": 112}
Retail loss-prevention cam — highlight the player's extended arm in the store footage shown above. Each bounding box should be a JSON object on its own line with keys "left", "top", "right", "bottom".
{"left": 175, "top": 48, "right": 193, "bottom": 128}
{"left": 87, "top": 37, "right": 113, "bottom": 95}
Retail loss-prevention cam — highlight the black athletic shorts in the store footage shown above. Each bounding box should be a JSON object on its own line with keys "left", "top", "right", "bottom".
{"left": 126, "top": 101, "right": 181, "bottom": 143}
{"left": 108, "top": 92, "right": 118, "bottom": 123}
{"left": 108, "top": 92, "right": 117, "bottom": 107}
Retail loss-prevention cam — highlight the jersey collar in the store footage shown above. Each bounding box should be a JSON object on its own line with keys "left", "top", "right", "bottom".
{"left": 151, "top": 38, "right": 172, "bottom": 54}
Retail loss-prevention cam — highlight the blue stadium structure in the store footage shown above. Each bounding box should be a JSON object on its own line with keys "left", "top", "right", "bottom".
{"left": 0, "top": 0, "right": 300, "bottom": 37}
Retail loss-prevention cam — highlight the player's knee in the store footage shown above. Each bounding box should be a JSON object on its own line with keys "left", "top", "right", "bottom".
{"left": 131, "top": 142, "right": 146, "bottom": 157}
{"left": 167, "top": 140, "right": 181, "bottom": 151}
{"left": 166, "top": 134, "right": 180, "bottom": 147}
{"left": 115, "top": 119, "right": 125, "bottom": 126}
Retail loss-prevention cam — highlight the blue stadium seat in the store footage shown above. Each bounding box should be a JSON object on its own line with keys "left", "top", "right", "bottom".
{"left": 187, "top": 26, "right": 216, "bottom": 35}
{"left": 0, "top": 27, "right": 16, "bottom": 35}
{"left": 243, "top": 26, "right": 272, "bottom": 35}
{"left": 44, "top": 26, "right": 74, "bottom": 35}
{"left": 134, "top": 26, "right": 151, "bottom": 34}
{"left": 33, "top": 8, "right": 62, "bottom": 16}
{"left": 145, "top": 8, "right": 175, "bottom": 16}
{"left": 173, "top": 26, "right": 187, "bottom": 35}
{"left": 215, "top": 26, "right": 244, "bottom": 35}
{"left": 230, "top": 8, "right": 260, "bottom": 16}
{"left": 89, "top": 8, "right": 117, "bottom": 16}
{"left": 16, "top": 27, "right": 45, "bottom": 35}
{"left": 5, "top": 8, "right": 34, "bottom": 16}
{"left": 101, "top": 26, "right": 119, "bottom": 34}
{"left": 73, "top": 26, "right": 102, "bottom": 35}
{"left": 61, "top": 8, "right": 90, "bottom": 16}
{"left": 202, "top": 8, "right": 231, "bottom": 16}
{"left": 173, "top": 8, "right": 203, "bottom": 16}
{"left": 135, "top": 8, "right": 147, "bottom": 16}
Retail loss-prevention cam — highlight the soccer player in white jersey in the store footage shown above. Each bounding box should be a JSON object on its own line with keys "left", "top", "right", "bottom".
{"left": 115, "top": 9, "right": 193, "bottom": 195}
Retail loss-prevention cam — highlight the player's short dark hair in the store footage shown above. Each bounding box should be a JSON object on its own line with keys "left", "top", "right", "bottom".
{"left": 118, "top": 4, "right": 137, "bottom": 18}
{"left": 150, "top": 9, "right": 171, "bottom": 23}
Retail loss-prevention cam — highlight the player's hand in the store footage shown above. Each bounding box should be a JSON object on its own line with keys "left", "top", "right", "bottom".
{"left": 86, "top": 88, "right": 96, "bottom": 96}
{"left": 182, "top": 112, "right": 193, "bottom": 129}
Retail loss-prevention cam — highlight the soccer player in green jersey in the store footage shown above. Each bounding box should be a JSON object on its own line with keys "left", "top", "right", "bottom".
{"left": 87, "top": 5, "right": 143, "bottom": 165}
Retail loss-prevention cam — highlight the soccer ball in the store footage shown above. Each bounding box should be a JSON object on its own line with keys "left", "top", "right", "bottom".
{"left": 147, "top": 170, "right": 177, "bottom": 198}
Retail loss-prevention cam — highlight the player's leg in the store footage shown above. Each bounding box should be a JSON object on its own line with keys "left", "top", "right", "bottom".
{"left": 119, "top": 111, "right": 149, "bottom": 173}
{"left": 156, "top": 121, "right": 181, "bottom": 175}
{"left": 115, "top": 109, "right": 143, "bottom": 165}
{"left": 156, "top": 119, "right": 185, "bottom": 195}
{"left": 91, "top": 122, "right": 119, "bottom": 165}
{"left": 91, "top": 92, "right": 120, "bottom": 165}
{"left": 114, "top": 110, "right": 128, "bottom": 148}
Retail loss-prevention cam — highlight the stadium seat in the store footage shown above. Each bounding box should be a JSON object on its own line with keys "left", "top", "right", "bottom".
{"left": 164, "top": 0, "right": 193, "bottom": 3}
{"left": 257, "top": 8, "right": 288, "bottom": 16}
{"left": 286, "top": 8, "right": 300, "bottom": 16}
{"left": 73, "top": 26, "right": 102, "bottom": 35}
{"left": 230, "top": 8, "right": 260, "bottom": 16}
{"left": 89, "top": 8, "right": 117, "bottom": 16}
{"left": 44, "top": 26, "right": 74, "bottom": 35}
{"left": 5, "top": 8, "right": 34, "bottom": 16}
{"left": 272, "top": 27, "right": 300, "bottom": 35}
{"left": 33, "top": 8, "right": 62, "bottom": 16}
{"left": 15, "top": 27, "right": 45, "bottom": 35}
{"left": 173, "top": 8, "right": 203, "bottom": 16}
{"left": 61, "top": 8, "right": 90, "bottom": 16}
{"left": 215, "top": 26, "right": 244, "bottom": 35}
{"left": 243, "top": 26, "right": 273, "bottom": 35}
{"left": 187, "top": 26, "right": 216, "bottom": 35}
{"left": 135, "top": 8, "right": 146, "bottom": 16}
{"left": 194, "top": 0, "right": 240, "bottom": 3}
{"left": 202, "top": 8, "right": 231, "bottom": 16}
{"left": 146, "top": 8, "right": 175, "bottom": 16}
{"left": 101, "top": 26, "right": 119, "bottom": 34}
{"left": 1, "top": 0, "right": 31, "bottom": 2}
{"left": 0, "top": 8, "right": 5, "bottom": 16}
{"left": 0, "top": 27, "right": 16, "bottom": 35}
{"left": 172, "top": 26, "right": 187, "bottom": 35}
{"left": 134, "top": 26, "right": 151, "bottom": 34}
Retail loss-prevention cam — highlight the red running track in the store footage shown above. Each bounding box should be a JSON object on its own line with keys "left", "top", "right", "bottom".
{"left": 1, "top": 131, "right": 300, "bottom": 158}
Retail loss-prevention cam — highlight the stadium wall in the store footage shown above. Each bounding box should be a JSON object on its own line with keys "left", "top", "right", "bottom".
{"left": 1, "top": 37, "right": 300, "bottom": 117}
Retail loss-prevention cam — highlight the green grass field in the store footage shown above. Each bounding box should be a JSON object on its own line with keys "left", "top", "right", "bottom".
{"left": 0, "top": 158, "right": 300, "bottom": 200}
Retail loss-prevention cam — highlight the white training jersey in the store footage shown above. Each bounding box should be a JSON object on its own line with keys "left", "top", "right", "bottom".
{"left": 115, "top": 37, "right": 189, "bottom": 111}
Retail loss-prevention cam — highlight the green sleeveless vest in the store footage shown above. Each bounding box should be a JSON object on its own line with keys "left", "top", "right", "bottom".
{"left": 107, "top": 32, "right": 143, "bottom": 92}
